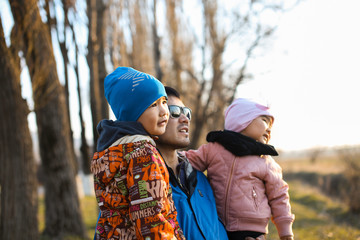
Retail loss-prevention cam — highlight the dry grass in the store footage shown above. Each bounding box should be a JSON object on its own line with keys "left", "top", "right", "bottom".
{"left": 268, "top": 148, "right": 360, "bottom": 239}
{"left": 38, "top": 195, "right": 98, "bottom": 240}
{"left": 267, "top": 180, "right": 360, "bottom": 240}
{"left": 275, "top": 154, "right": 344, "bottom": 174}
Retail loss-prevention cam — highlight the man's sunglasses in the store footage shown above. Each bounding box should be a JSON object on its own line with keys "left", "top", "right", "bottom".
{"left": 168, "top": 105, "right": 192, "bottom": 120}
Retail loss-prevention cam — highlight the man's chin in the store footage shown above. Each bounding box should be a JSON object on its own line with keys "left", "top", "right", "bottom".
{"left": 174, "top": 140, "right": 190, "bottom": 149}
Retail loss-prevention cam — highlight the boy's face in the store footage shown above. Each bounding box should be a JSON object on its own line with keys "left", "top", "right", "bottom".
{"left": 137, "top": 96, "right": 169, "bottom": 136}
{"left": 240, "top": 115, "right": 272, "bottom": 144}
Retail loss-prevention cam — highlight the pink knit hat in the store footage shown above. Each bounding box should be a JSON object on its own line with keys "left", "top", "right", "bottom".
{"left": 224, "top": 98, "right": 274, "bottom": 133}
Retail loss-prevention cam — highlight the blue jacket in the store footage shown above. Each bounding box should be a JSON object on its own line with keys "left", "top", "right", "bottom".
{"left": 168, "top": 153, "right": 228, "bottom": 240}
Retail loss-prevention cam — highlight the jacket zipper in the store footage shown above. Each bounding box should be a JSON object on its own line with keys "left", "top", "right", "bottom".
{"left": 169, "top": 165, "right": 207, "bottom": 239}
{"left": 252, "top": 186, "right": 259, "bottom": 209}
{"left": 186, "top": 196, "right": 206, "bottom": 239}
{"left": 224, "top": 159, "right": 236, "bottom": 226}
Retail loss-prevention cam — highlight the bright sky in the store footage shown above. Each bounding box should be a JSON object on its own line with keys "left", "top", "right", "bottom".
{"left": 1, "top": 0, "right": 360, "bottom": 152}
{"left": 237, "top": 0, "right": 360, "bottom": 151}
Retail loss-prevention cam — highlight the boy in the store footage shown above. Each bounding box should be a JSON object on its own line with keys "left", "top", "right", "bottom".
{"left": 91, "top": 67, "right": 185, "bottom": 239}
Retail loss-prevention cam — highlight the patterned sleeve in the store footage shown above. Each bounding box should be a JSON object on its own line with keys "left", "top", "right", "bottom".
{"left": 126, "top": 141, "right": 184, "bottom": 240}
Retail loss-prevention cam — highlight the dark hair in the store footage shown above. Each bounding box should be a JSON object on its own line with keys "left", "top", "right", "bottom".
{"left": 165, "top": 86, "right": 180, "bottom": 98}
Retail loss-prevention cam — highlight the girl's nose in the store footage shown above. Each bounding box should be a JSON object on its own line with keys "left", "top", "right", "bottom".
{"left": 266, "top": 127, "right": 271, "bottom": 139}
{"left": 266, "top": 127, "right": 271, "bottom": 136}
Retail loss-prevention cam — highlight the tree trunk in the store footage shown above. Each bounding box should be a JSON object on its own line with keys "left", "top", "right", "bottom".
{"left": 152, "top": 0, "right": 163, "bottom": 81}
{"left": 167, "top": 0, "right": 182, "bottom": 91}
{"left": 58, "top": 2, "right": 78, "bottom": 173}
{"left": 96, "top": 2, "right": 108, "bottom": 121}
{"left": 0, "top": 17, "right": 39, "bottom": 240}
{"left": 128, "top": 0, "right": 153, "bottom": 72}
{"left": 73, "top": 33, "right": 90, "bottom": 174}
{"left": 87, "top": 0, "right": 108, "bottom": 151}
{"left": 9, "top": 1, "right": 86, "bottom": 238}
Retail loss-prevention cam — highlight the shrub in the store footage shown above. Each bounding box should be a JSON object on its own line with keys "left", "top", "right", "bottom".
{"left": 337, "top": 147, "right": 360, "bottom": 213}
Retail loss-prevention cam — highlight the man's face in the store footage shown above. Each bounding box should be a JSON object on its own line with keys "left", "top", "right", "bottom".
{"left": 156, "top": 96, "right": 190, "bottom": 149}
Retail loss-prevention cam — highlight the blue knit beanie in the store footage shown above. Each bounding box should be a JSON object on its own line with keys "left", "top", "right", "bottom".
{"left": 104, "top": 67, "right": 167, "bottom": 121}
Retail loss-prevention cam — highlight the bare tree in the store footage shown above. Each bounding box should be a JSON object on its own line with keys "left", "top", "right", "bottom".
{"left": 0, "top": 17, "right": 39, "bottom": 240}
{"left": 71, "top": 23, "right": 91, "bottom": 174}
{"left": 107, "top": 0, "right": 129, "bottom": 68}
{"left": 159, "top": 0, "right": 195, "bottom": 93}
{"left": 98, "top": 0, "right": 299, "bottom": 148}
{"left": 152, "top": 0, "right": 163, "bottom": 80}
{"left": 9, "top": 0, "right": 86, "bottom": 238}
{"left": 177, "top": 0, "right": 289, "bottom": 148}
{"left": 186, "top": 0, "right": 227, "bottom": 148}
{"left": 87, "top": 0, "right": 109, "bottom": 150}
{"left": 108, "top": 0, "right": 155, "bottom": 74}
{"left": 166, "top": 0, "right": 183, "bottom": 90}
{"left": 45, "top": 0, "right": 79, "bottom": 172}
{"left": 127, "top": 0, "right": 154, "bottom": 73}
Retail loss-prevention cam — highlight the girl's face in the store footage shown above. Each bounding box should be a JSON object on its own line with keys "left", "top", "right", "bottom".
{"left": 241, "top": 115, "right": 272, "bottom": 144}
{"left": 137, "top": 96, "right": 169, "bottom": 136}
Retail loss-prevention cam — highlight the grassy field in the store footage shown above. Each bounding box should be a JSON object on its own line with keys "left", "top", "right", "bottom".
{"left": 267, "top": 180, "right": 360, "bottom": 239}
{"left": 38, "top": 153, "right": 360, "bottom": 239}
{"left": 38, "top": 195, "right": 98, "bottom": 239}
{"left": 268, "top": 154, "right": 360, "bottom": 240}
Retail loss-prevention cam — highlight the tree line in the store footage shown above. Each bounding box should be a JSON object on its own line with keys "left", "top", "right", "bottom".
{"left": 0, "top": 0, "right": 299, "bottom": 239}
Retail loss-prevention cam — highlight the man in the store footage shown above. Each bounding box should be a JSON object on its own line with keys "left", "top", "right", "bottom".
{"left": 155, "top": 86, "right": 228, "bottom": 240}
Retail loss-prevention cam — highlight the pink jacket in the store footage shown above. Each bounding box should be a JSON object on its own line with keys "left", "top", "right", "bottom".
{"left": 185, "top": 142, "right": 294, "bottom": 238}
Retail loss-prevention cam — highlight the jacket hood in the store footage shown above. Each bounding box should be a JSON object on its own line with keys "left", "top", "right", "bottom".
{"left": 96, "top": 120, "right": 149, "bottom": 152}
{"left": 206, "top": 130, "right": 278, "bottom": 157}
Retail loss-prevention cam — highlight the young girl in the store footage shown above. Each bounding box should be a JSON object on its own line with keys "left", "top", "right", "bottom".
{"left": 91, "top": 67, "right": 185, "bottom": 239}
{"left": 185, "top": 98, "right": 295, "bottom": 240}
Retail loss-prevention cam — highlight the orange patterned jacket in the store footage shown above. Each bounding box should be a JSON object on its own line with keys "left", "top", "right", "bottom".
{"left": 91, "top": 135, "right": 185, "bottom": 240}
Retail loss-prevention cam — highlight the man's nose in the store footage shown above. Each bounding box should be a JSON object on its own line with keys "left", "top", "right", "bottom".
{"left": 179, "top": 113, "right": 189, "bottom": 123}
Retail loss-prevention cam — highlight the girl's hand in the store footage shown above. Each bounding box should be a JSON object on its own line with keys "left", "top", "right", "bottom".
{"left": 245, "top": 235, "right": 266, "bottom": 240}
{"left": 280, "top": 236, "right": 294, "bottom": 240}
